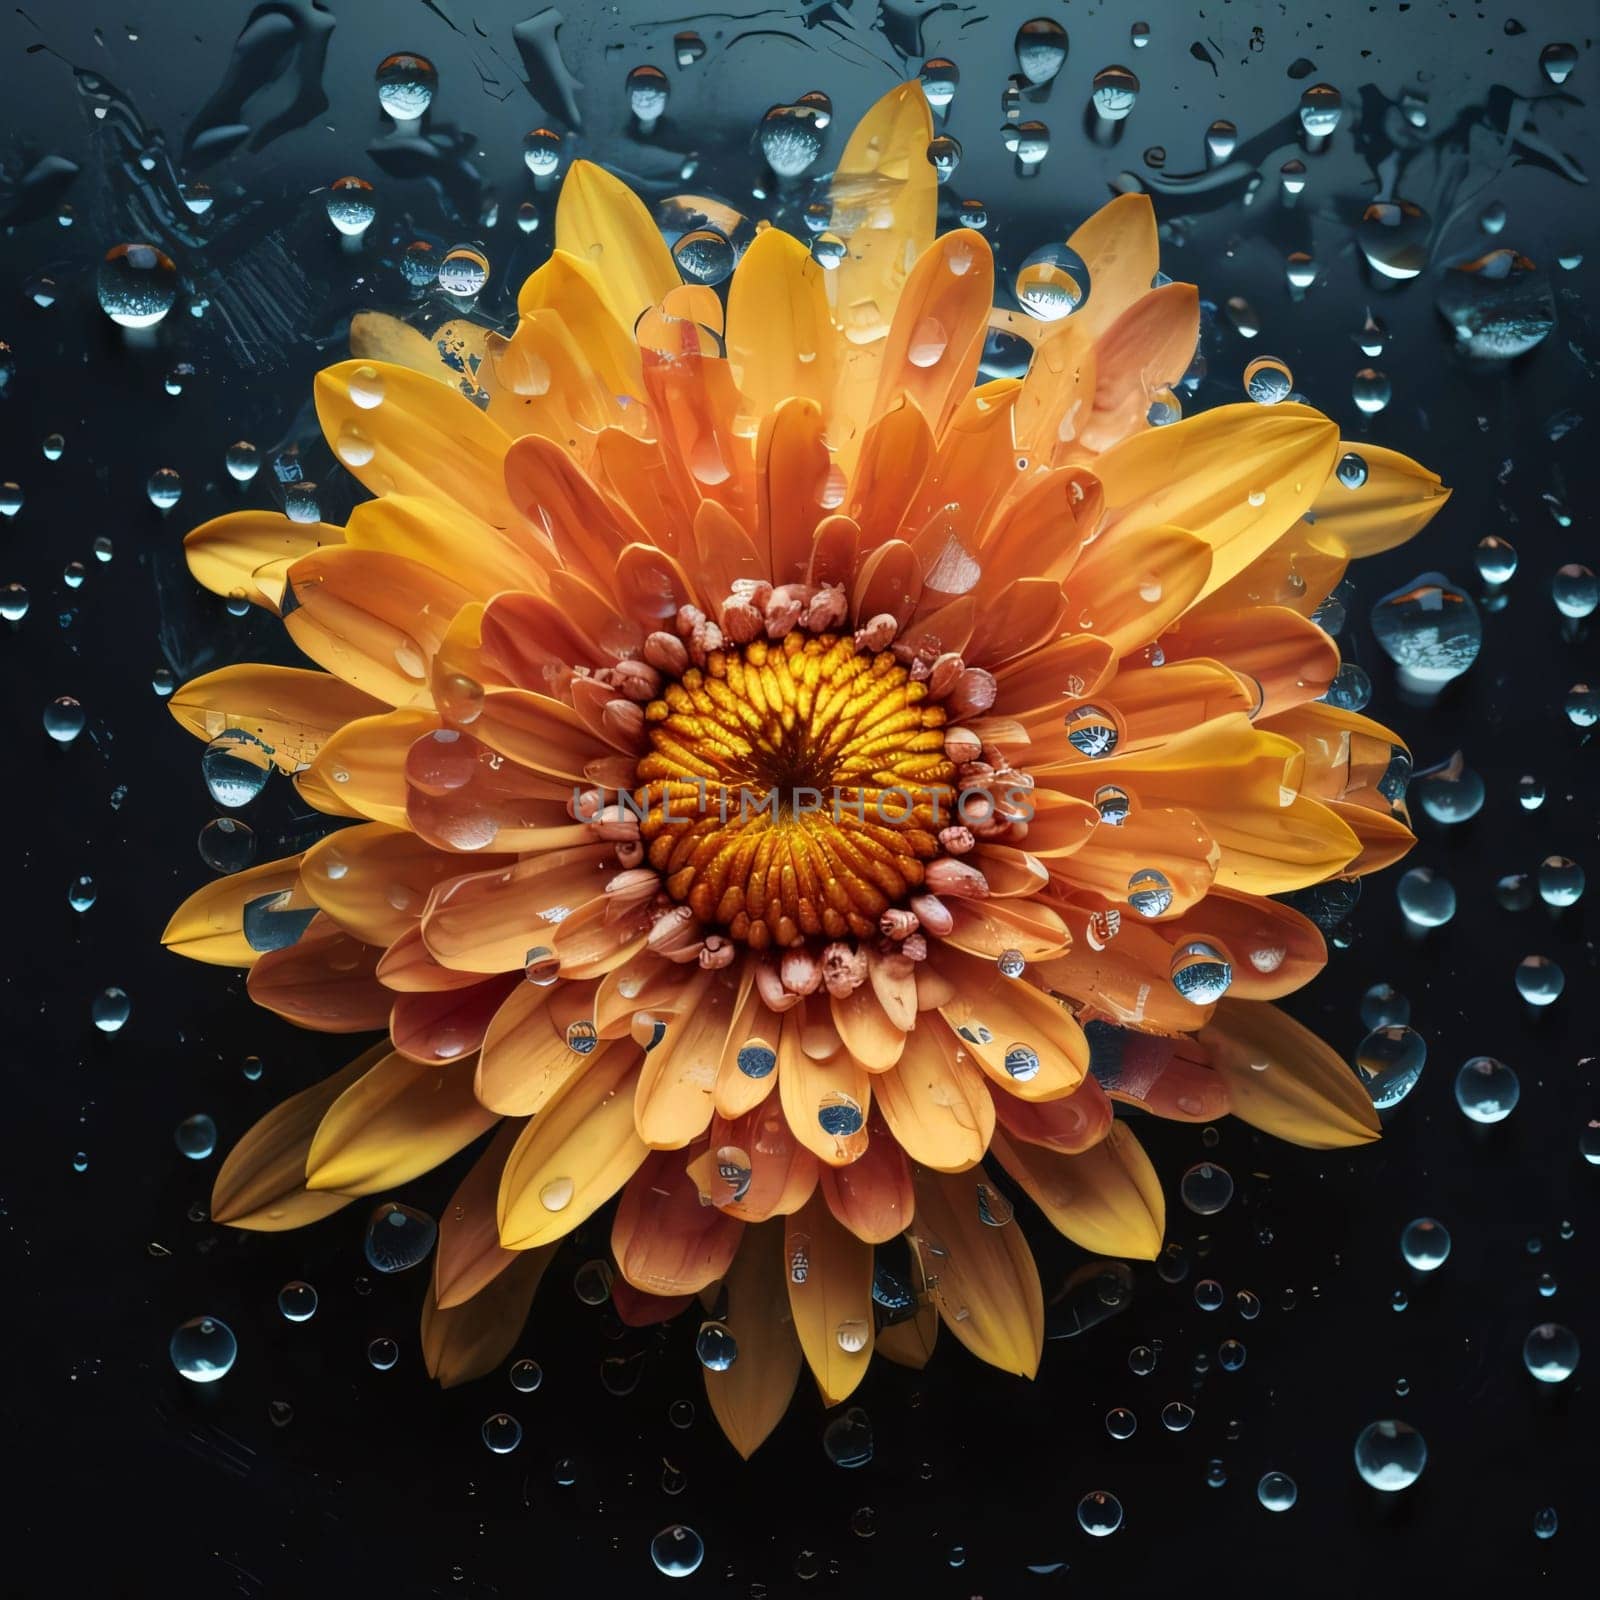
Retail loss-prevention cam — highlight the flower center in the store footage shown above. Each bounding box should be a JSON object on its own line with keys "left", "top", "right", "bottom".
{"left": 633, "top": 633, "right": 956, "bottom": 948}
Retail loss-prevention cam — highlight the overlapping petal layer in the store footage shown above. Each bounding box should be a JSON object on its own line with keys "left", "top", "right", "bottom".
{"left": 167, "top": 85, "right": 1443, "bottom": 1457}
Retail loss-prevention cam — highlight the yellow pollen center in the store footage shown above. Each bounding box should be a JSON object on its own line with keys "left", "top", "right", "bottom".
{"left": 633, "top": 633, "right": 956, "bottom": 949}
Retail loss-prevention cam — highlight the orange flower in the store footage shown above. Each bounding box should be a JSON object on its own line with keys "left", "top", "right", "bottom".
{"left": 165, "top": 86, "right": 1447, "bottom": 1455}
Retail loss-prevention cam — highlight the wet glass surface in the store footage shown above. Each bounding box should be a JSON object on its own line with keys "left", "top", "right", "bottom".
{"left": 4, "top": 1, "right": 1596, "bottom": 1590}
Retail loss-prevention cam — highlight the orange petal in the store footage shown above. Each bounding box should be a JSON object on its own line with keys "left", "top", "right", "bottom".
{"left": 634, "top": 968, "right": 742, "bottom": 1147}
{"left": 1067, "top": 523, "right": 1211, "bottom": 655}
{"left": 497, "top": 1046, "right": 650, "bottom": 1249}
{"left": 344, "top": 492, "right": 550, "bottom": 599}
{"left": 305, "top": 1053, "right": 496, "bottom": 1195}
{"left": 703, "top": 1220, "right": 803, "bottom": 1458}
{"left": 1080, "top": 1021, "right": 1231, "bottom": 1121}
{"left": 994, "top": 633, "right": 1117, "bottom": 723}
{"left": 1304, "top": 442, "right": 1449, "bottom": 558}
{"left": 421, "top": 1245, "right": 553, "bottom": 1388}
{"left": 421, "top": 846, "right": 615, "bottom": 975}
{"left": 933, "top": 949, "right": 1088, "bottom": 1101}
{"left": 553, "top": 162, "right": 679, "bottom": 335}
{"left": 777, "top": 1012, "right": 873, "bottom": 1168}
{"left": 784, "top": 1187, "right": 874, "bottom": 1405}
{"left": 475, "top": 980, "right": 604, "bottom": 1116}
{"left": 846, "top": 396, "right": 933, "bottom": 546}
{"left": 434, "top": 1120, "right": 526, "bottom": 1308}
{"left": 391, "top": 972, "right": 518, "bottom": 1064}
{"left": 184, "top": 509, "right": 341, "bottom": 612}
{"left": 210, "top": 1046, "right": 381, "bottom": 1229}
{"left": 301, "top": 824, "right": 505, "bottom": 946}
{"left": 714, "top": 1102, "right": 819, "bottom": 1223}
{"left": 1066, "top": 192, "right": 1160, "bottom": 343}
{"left": 1033, "top": 911, "right": 1215, "bottom": 1032}
{"left": 870, "top": 230, "right": 994, "bottom": 436}
{"left": 1013, "top": 321, "right": 1097, "bottom": 468}
{"left": 991, "top": 1075, "right": 1112, "bottom": 1153}
{"left": 820, "top": 1110, "right": 913, "bottom": 1242}
{"left": 756, "top": 397, "right": 832, "bottom": 588}
{"left": 1054, "top": 806, "right": 1218, "bottom": 918}
{"left": 246, "top": 918, "right": 390, "bottom": 1032}
{"left": 377, "top": 922, "right": 486, "bottom": 992}
{"left": 1094, "top": 402, "right": 1341, "bottom": 604}
{"left": 874, "top": 1021, "right": 994, "bottom": 1171}
{"left": 941, "top": 896, "right": 1072, "bottom": 963}
{"left": 612, "top": 1146, "right": 744, "bottom": 1295}
{"left": 313, "top": 359, "right": 520, "bottom": 531}
{"left": 830, "top": 981, "right": 906, "bottom": 1072}
{"left": 827, "top": 82, "right": 936, "bottom": 350}
{"left": 727, "top": 225, "right": 838, "bottom": 423}
{"left": 162, "top": 855, "right": 308, "bottom": 967}
{"left": 907, "top": 1164, "right": 1043, "bottom": 1377}
{"left": 514, "top": 248, "right": 644, "bottom": 402}
{"left": 1079, "top": 282, "right": 1200, "bottom": 452}
{"left": 1197, "top": 998, "right": 1380, "bottom": 1148}
{"left": 1162, "top": 604, "right": 1338, "bottom": 716}
{"left": 299, "top": 707, "right": 439, "bottom": 826}
{"left": 1150, "top": 887, "right": 1326, "bottom": 1001}
{"left": 168, "top": 664, "right": 387, "bottom": 774}
{"left": 992, "top": 1120, "right": 1164, "bottom": 1258}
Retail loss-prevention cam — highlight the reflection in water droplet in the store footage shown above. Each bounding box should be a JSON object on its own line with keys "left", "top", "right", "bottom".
{"left": 1353, "top": 1419, "right": 1427, "bottom": 1490}
{"left": 1400, "top": 1216, "right": 1451, "bottom": 1271}
{"left": 171, "top": 1315, "right": 237, "bottom": 1382}
{"left": 364, "top": 1201, "right": 437, "bottom": 1272}
{"left": 650, "top": 1523, "right": 704, "bottom": 1578}
{"left": 1523, "top": 1322, "right": 1580, "bottom": 1383}
{"left": 1257, "top": 1471, "right": 1297, "bottom": 1512}
{"left": 1077, "top": 1490, "right": 1123, "bottom": 1536}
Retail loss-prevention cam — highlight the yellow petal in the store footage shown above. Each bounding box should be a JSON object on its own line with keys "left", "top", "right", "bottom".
{"left": 476, "top": 982, "right": 604, "bottom": 1116}
{"left": 1095, "top": 402, "right": 1340, "bottom": 604}
{"left": 703, "top": 1220, "right": 804, "bottom": 1459}
{"left": 827, "top": 82, "right": 936, "bottom": 349}
{"left": 514, "top": 249, "right": 644, "bottom": 401}
{"left": 992, "top": 1121, "right": 1164, "bottom": 1259}
{"left": 907, "top": 1163, "right": 1042, "bottom": 1378}
{"left": 210, "top": 1045, "right": 382, "bottom": 1229}
{"left": 784, "top": 1187, "right": 874, "bottom": 1406}
{"left": 874, "top": 1022, "right": 994, "bottom": 1171}
{"left": 299, "top": 707, "right": 438, "bottom": 827}
{"left": 1198, "top": 998, "right": 1381, "bottom": 1148}
{"left": 343, "top": 492, "right": 549, "bottom": 599}
{"left": 421, "top": 1245, "right": 554, "bottom": 1388}
{"left": 934, "top": 951, "right": 1088, "bottom": 1101}
{"left": 1066, "top": 192, "right": 1160, "bottom": 344}
{"left": 497, "top": 1045, "right": 650, "bottom": 1249}
{"left": 349, "top": 311, "right": 491, "bottom": 394}
{"left": 305, "top": 1053, "right": 497, "bottom": 1195}
{"left": 284, "top": 546, "right": 473, "bottom": 707}
{"left": 870, "top": 229, "right": 994, "bottom": 436}
{"left": 184, "top": 510, "right": 342, "bottom": 612}
{"left": 554, "top": 163, "right": 680, "bottom": 334}
{"left": 246, "top": 919, "right": 388, "bottom": 1031}
{"left": 168, "top": 664, "right": 387, "bottom": 774}
{"left": 421, "top": 846, "right": 614, "bottom": 975}
{"left": 302, "top": 824, "right": 499, "bottom": 946}
{"left": 313, "top": 359, "right": 520, "bottom": 531}
{"left": 1304, "top": 442, "right": 1449, "bottom": 558}
{"left": 162, "top": 855, "right": 308, "bottom": 967}
{"left": 1067, "top": 523, "right": 1212, "bottom": 656}
{"left": 777, "top": 1011, "right": 874, "bottom": 1168}
{"left": 1079, "top": 282, "right": 1200, "bottom": 452}
{"left": 435, "top": 1120, "right": 526, "bottom": 1308}
{"left": 634, "top": 969, "right": 738, "bottom": 1147}
{"left": 726, "top": 225, "right": 838, "bottom": 421}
